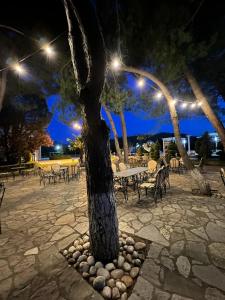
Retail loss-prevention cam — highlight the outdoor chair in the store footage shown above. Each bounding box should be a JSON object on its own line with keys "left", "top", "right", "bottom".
{"left": 169, "top": 158, "right": 180, "bottom": 174}
{"left": 119, "top": 162, "right": 127, "bottom": 171}
{"left": 139, "top": 166, "right": 166, "bottom": 204}
{"left": 194, "top": 157, "right": 204, "bottom": 172}
{"left": 113, "top": 177, "right": 128, "bottom": 202}
{"left": 147, "top": 160, "right": 157, "bottom": 174}
{"left": 39, "top": 167, "right": 57, "bottom": 186}
{"left": 70, "top": 164, "right": 80, "bottom": 180}
{"left": 112, "top": 163, "right": 117, "bottom": 173}
{"left": 0, "top": 182, "right": 6, "bottom": 234}
{"left": 220, "top": 168, "right": 225, "bottom": 186}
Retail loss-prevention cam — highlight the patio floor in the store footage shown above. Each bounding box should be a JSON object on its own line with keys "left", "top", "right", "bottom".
{"left": 0, "top": 167, "right": 225, "bottom": 300}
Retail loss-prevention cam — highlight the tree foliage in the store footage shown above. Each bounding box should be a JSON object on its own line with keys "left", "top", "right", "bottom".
{"left": 195, "top": 132, "right": 212, "bottom": 159}
{"left": 0, "top": 94, "right": 53, "bottom": 163}
{"left": 150, "top": 140, "right": 160, "bottom": 161}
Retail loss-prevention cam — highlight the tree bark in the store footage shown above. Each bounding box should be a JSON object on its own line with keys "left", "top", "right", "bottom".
{"left": 119, "top": 110, "right": 129, "bottom": 164}
{"left": 0, "top": 70, "right": 7, "bottom": 112}
{"left": 64, "top": 0, "right": 119, "bottom": 262}
{"left": 103, "top": 104, "right": 123, "bottom": 161}
{"left": 121, "top": 66, "right": 211, "bottom": 195}
{"left": 186, "top": 69, "right": 225, "bottom": 151}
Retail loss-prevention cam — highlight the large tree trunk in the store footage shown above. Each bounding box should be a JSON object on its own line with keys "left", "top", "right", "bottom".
{"left": 0, "top": 70, "right": 7, "bottom": 112}
{"left": 119, "top": 110, "right": 129, "bottom": 164}
{"left": 103, "top": 104, "right": 123, "bottom": 161}
{"left": 64, "top": 0, "right": 119, "bottom": 262}
{"left": 186, "top": 70, "right": 225, "bottom": 151}
{"left": 122, "top": 66, "right": 211, "bottom": 195}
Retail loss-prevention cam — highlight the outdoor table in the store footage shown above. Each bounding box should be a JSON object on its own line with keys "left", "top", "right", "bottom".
{"left": 114, "top": 167, "right": 148, "bottom": 178}
{"left": 114, "top": 167, "right": 148, "bottom": 200}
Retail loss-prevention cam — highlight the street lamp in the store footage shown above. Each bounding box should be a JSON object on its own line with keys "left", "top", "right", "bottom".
{"left": 55, "top": 144, "right": 62, "bottom": 151}
{"left": 214, "top": 136, "right": 218, "bottom": 152}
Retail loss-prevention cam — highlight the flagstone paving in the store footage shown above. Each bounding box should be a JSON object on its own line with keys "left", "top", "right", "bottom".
{"left": 0, "top": 167, "right": 225, "bottom": 299}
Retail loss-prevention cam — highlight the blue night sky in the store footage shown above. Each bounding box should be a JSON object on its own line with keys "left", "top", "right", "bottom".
{"left": 47, "top": 94, "right": 215, "bottom": 144}
{"left": 47, "top": 74, "right": 220, "bottom": 144}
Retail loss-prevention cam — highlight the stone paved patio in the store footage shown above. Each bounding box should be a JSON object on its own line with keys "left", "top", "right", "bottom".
{"left": 0, "top": 167, "right": 225, "bottom": 300}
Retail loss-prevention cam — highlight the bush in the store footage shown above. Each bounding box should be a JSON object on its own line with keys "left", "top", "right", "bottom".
{"left": 136, "top": 147, "right": 143, "bottom": 156}
{"left": 195, "top": 132, "right": 212, "bottom": 159}
{"left": 150, "top": 141, "right": 160, "bottom": 161}
{"left": 165, "top": 141, "right": 178, "bottom": 162}
{"left": 49, "top": 154, "right": 72, "bottom": 160}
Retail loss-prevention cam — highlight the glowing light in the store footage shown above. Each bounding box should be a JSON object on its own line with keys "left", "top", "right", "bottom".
{"left": 42, "top": 44, "right": 55, "bottom": 58}
{"left": 197, "top": 101, "right": 202, "bottom": 107}
{"left": 191, "top": 103, "right": 196, "bottom": 109}
{"left": 73, "top": 122, "right": 82, "bottom": 130}
{"left": 137, "top": 78, "right": 145, "bottom": 88}
{"left": 155, "top": 91, "right": 162, "bottom": 99}
{"left": 110, "top": 57, "right": 121, "bottom": 71}
{"left": 55, "top": 144, "right": 61, "bottom": 151}
{"left": 12, "top": 63, "right": 26, "bottom": 76}
{"left": 181, "top": 102, "right": 187, "bottom": 109}
{"left": 173, "top": 98, "right": 177, "bottom": 104}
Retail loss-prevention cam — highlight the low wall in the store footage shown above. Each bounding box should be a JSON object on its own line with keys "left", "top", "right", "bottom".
{"left": 37, "top": 158, "right": 79, "bottom": 167}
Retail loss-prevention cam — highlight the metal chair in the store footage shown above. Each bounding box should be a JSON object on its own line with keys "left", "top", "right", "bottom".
{"left": 119, "top": 162, "right": 127, "bottom": 171}
{"left": 113, "top": 177, "right": 128, "bottom": 202}
{"left": 220, "top": 168, "right": 225, "bottom": 186}
{"left": 112, "top": 163, "right": 117, "bottom": 173}
{"left": 139, "top": 166, "right": 166, "bottom": 204}
{"left": 169, "top": 158, "right": 180, "bottom": 174}
{"left": 0, "top": 183, "right": 6, "bottom": 234}
{"left": 39, "top": 167, "right": 56, "bottom": 186}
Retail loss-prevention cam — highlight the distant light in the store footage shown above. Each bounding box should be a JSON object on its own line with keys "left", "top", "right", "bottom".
{"left": 55, "top": 144, "right": 61, "bottom": 151}
{"left": 191, "top": 103, "right": 196, "bottom": 109}
{"left": 12, "top": 63, "right": 26, "bottom": 76}
{"left": 197, "top": 101, "right": 202, "bottom": 107}
{"left": 173, "top": 98, "right": 177, "bottom": 104}
{"left": 110, "top": 57, "right": 121, "bottom": 71}
{"left": 137, "top": 78, "right": 145, "bottom": 88}
{"left": 181, "top": 102, "right": 187, "bottom": 109}
{"left": 215, "top": 136, "right": 218, "bottom": 142}
{"left": 155, "top": 91, "right": 162, "bottom": 99}
{"left": 42, "top": 44, "right": 55, "bottom": 58}
{"left": 182, "top": 139, "right": 187, "bottom": 144}
{"left": 73, "top": 122, "right": 82, "bottom": 130}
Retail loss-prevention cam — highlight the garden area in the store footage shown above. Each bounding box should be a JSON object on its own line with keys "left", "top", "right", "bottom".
{"left": 1, "top": 1, "right": 225, "bottom": 300}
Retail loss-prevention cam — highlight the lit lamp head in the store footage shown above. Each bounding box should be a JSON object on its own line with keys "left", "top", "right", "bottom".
{"left": 110, "top": 57, "right": 121, "bottom": 71}
{"left": 155, "top": 91, "right": 163, "bottom": 99}
{"left": 12, "top": 62, "right": 26, "bottom": 76}
{"left": 73, "top": 122, "right": 82, "bottom": 130}
{"left": 173, "top": 98, "right": 177, "bottom": 105}
{"left": 137, "top": 78, "right": 145, "bottom": 88}
{"left": 181, "top": 102, "right": 187, "bottom": 109}
{"left": 55, "top": 144, "right": 61, "bottom": 151}
{"left": 191, "top": 103, "right": 197, "bottom": 109}
{"left": 42, "top": 44, "right": 55, "bottom": 58}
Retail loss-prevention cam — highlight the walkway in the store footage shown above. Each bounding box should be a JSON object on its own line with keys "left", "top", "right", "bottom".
{"left": 0, "top": 167, "right": 225, "bottom": 299}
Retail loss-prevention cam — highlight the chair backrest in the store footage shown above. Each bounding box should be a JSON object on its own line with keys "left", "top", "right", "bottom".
{"left": 155, "top": 166, "right": 165, "bottom": 187}
{"left": 44, "top": 165, "right": 52, "bottom": 172}
{"left": 52, "top": 164, "right": 60, "bottom": 172}
{"left": 119, "top": 162, "right": 127, "bottom": 171}
{"left": 220, "top": 168, "right": 225, "bottom": 185}
{"left": 170, "top": 158, "right": 179, "bottom": 168}
{"left": 0, "top": 183, "right": 5, "bottom": 207}
{"left": 147, "top": 160, "right": 157, "bottom": 172}
{"left": 112, "top": 163, "right": 117, "bottom": 173}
